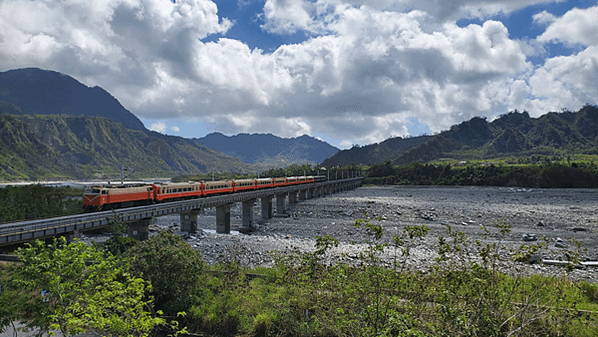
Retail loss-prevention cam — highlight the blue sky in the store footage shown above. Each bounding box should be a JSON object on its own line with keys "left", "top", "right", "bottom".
{"left": 1, "top": 0, "right": 597, "bottom": 149}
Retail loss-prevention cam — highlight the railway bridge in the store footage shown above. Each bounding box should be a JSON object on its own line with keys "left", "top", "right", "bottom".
{"left": 0, "top": 177, "right": 363, "bottom": 246}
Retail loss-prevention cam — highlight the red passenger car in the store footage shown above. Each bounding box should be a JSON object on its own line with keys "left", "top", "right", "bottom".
{"left": 256, "top": 178, "right": 274, "bottom": 189}
{"left": 203, "top": 180, "right": 234, "bottom": 196}
{"left": 155, "top": 182, "right": 202, "bottom": 202}
{"left": 233, "top": 179, "right": 257, "bottom": 192}
{"left": 272, "top": 177, "right": 287, "bottom": 187}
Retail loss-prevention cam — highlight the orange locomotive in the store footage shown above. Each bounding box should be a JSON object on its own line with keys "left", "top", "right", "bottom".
{"left": 83, "top": 176, "right": 318, "bottom": 211}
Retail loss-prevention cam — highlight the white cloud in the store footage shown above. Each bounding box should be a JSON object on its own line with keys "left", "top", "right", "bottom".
{"left": 149, "top": 121, "right": 167, "bottom": 133}
{"left": 527, "top": 45, "right": 598, "bottom": 113}
{"left": 537, "top": 6, "right": 598, "bottom": 46}
{"left": 170, "top": 126, "right": 181, "bottom": 132}
{"left": 532, "top": 10, "right": 556, "bottom": 26}
{"left": 260, "top": 0, "right": 563, "bottom": 30}
{"left": 1, "top": 0, "right": 596, "bottom": 149}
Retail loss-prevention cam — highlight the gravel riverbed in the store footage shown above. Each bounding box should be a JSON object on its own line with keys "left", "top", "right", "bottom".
{"left": 84, "top": 186, "right": 598, "bottom": 283}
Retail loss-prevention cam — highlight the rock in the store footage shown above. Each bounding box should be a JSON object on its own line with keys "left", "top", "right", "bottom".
{"left": 555, "top": 242, "right": 568, "bottom": 248}
{"left": 572, "top": 227, "right": 587, "bottom": 232}
{"left": 528, "top": 254, "right": 542, "bottom": 264}
{"left": 537, "top": 221, "right": 545, "bottom": 227}
{"left": 522, "top": 233, "right": 537, "bottom": 241}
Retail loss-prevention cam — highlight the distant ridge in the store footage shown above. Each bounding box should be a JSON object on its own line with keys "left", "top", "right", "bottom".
{"left": 322, "top": 135, "right": 431, "bottom": 167}
{"left": 323, "top": 106, "right": 598, "bottom": 166}
{"left": 395, "top": 106, "right": 598, "bottom": 164}
{"left": 0, "top": 68, "right": 146, "bottom": 131}
{"left": 193, "top": 132, "right": 340, "bottom": 168}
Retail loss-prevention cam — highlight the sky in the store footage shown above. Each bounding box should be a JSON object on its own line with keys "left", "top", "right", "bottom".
{"left": 1, "top": 0, "right": 597, "bottom": 149}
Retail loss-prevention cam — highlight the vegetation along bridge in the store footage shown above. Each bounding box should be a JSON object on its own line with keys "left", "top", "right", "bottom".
{"left": 0, "top": 178, "right": 363, "bottom": 246}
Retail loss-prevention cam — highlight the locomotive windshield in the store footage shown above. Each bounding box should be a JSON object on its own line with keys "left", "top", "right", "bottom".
{"left": 85, "top": 188, "right": 101, "bottom": 194}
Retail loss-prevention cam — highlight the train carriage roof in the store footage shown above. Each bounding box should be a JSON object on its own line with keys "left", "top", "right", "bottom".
{"left": 233, "top": 179, "right": 255, "bottom": 184}
{"left": 203, "top": 180, "right": 233, "bottom": 187}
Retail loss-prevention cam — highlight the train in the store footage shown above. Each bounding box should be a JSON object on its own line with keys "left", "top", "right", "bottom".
{"left": 83, "top": 176, "right": 326, "bottom": 211}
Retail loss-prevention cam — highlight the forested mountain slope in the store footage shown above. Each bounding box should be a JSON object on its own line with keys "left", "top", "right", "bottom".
{"left": 0, "top": 68, "right": 145, "bottom": 131}
{"left": 0, "top": 114, "right": 252, "bottom": 181}
{"left": 323, "top": 106, "right": 598, "bottom": 166}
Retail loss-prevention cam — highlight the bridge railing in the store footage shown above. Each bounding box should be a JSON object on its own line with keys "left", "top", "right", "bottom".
{"left": 0, "top": 177, "right": 363, "bottom": 244}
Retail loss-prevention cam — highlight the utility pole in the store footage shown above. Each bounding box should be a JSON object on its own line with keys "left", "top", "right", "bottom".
{"left": 120, "top": 165, "right": 128, "bottom": 185}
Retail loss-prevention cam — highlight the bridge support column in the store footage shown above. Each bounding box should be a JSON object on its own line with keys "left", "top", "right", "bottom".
{"left": 261, "top": 196, "right": 273, "bottom": 220}
{"left": 216, "top": 204, "right": 232, "bottom": 234}
{"left": 289, "top": 192, "right": 298, "bottom": 204}
{"left": 128, "top": 218, "right": 152, "bottom": 241}
{"left": 240, "top": 199, "right": 256, "bottom": 233}
{"left": 275, "top": 193, "right": 287, "bottom": 216}
{"left": 180, "top": 209, "right": 201, "bottom": 233}
{"left": 298, "top": 189, "right": 307, "bottom": 201}
{"left": 66, "top": 229, "right": 81, "bottom": 243}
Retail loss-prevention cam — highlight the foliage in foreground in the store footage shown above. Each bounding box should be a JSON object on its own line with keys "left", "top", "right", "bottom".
{"left": 182, "top": 218, "right": 598, "bottom": 336}
{"left": 2, "top": 220, "right": 597, "bottom": 337}
{"left": 125, "top": 232, "right": 205, "bottom": 316}
{"left": 0, "top": 237, "right": 165, "bottom": 337}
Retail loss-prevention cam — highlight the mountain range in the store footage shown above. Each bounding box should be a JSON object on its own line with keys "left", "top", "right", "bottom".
{"left": 0, "top": 111, "right": 253, "bottom": 181}
{"left": 0, "top": 68, "right": 339, "bottom": 181}
{"left": 324, "top": 106, "right": 598, "bottom": 166}
{"left": 2, "top": 67, "right": 597, "bottom": 182}
{"left": 193, "top": 132, "right": 339, "bottom": 169}
{"left": 0, "top": 68, "right": 255, "bottom": 181}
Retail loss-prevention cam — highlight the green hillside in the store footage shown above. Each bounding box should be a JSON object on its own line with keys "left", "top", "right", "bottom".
{"left": 0, "top": 113, "right": 253, "bottom": 181}
{"left": 323, "top": 106, "right": 598, "bottom": 167}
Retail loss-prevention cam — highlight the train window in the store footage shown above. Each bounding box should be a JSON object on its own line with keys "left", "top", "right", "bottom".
{"left": 102, "top": 191, "right": 107, "bottom": 195}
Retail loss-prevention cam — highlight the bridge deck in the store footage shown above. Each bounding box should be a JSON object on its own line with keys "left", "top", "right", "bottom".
{"left": 0, "top": 178, "right": 363, "bottom": 245}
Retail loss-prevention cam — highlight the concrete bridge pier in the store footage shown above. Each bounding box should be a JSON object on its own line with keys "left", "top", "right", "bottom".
{"left": 289, "top": 191, "right": 298, "bottom": 204}
{"left": 180, "top": 209, "right": 202, "bottom": 233}
{"left": 240, "top": 199, "right": 256, "bottom": 233}
{"left": 275, "top": 193, "right": 287, "bottom": 216}
{"left": 298, "top": 189, "right": 307, "bottom": 201}
{"left": 66, "top": 229, "right": 81, "bottom": 243}
{"left": 216, "top": 203, "right": 233, "bottom": 234}
{"left": 261, "top": 196, "right": 273, "bottom": 220}
{"left": 128, "top": 217, "right": 152, "bottom": 241}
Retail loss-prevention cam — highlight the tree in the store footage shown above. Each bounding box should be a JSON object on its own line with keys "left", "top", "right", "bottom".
{"left": 0, "top": 263, "right": 29, "bottom": 336}
{"left": 125, "top": 232, "right": 204, "bottom": 315}
{"left": 13, "top": 237, "right": 164, "bottom": 336}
